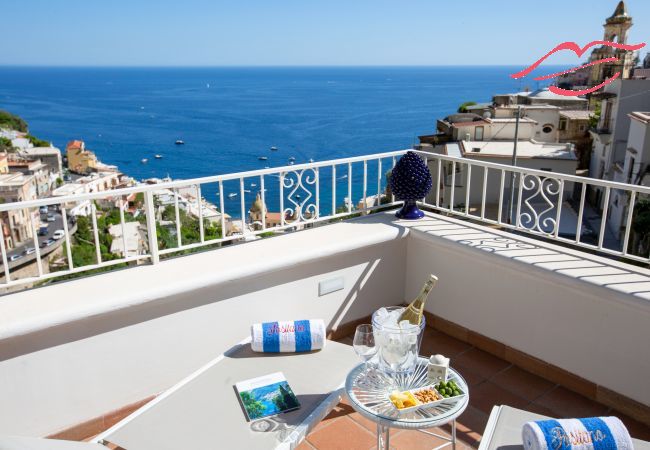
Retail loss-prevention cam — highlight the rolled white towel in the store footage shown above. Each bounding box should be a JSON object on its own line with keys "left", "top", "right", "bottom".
{"left": 522, "top": 416, "right": 633, "bottom": 450}
{"left": 251, "top": 319, "right": 326, "bottom": 353}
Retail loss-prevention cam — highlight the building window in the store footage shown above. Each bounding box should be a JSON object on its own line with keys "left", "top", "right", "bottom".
{"left": 559, "top": 119, "right": 567, "bottom": 131}
{"left": 578, "top": 124, "right": 586, "bottom": 132}
{"left": 475, "top": 126, "right": 484, "bottom": 141}
{"left": 542, "top": 124, "right": 554, "bottom": 134}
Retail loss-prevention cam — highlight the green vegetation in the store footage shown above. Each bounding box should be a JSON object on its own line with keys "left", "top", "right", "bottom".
{"left": 239, "top": 391, "right": 266, "bottom": 420}
{"left": 27, "top": 134, "right": 49, "bottom": 147}
{"left": 66, "top": 214, "right": 120, "bottom": 267}
{"left": 457, "top": 101, "right": 477, "bottom": 113}
{"left": 0, "top": 110, "right": 28, "bottom": 132}
{"left": 0, "top": 111, "right": 49, "bottom": 149}
{"left": 56, "top": 177, "right": 64, "bottom": 187}
{"left": 157, "top": 204, "right": 221, "bottom": 251}
{"left": 272, "top": 383, "right": 299, "bottom": 411}
{"left": 55, "top": 206, "right": 145, "bottom": 272}
{"left": 0, "top": 137, "right": 12, "bottom": 152}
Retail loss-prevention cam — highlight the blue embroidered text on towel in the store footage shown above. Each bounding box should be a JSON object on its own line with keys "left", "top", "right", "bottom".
{"left": 522, "top": 416, "right": 633, "bottom": 450}
{"left": 251, "top": 319, "right": 326, "bottom": 353}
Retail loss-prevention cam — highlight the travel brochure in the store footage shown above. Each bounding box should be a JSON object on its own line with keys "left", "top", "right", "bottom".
{"left": 235, "top": 372, "right": 300, "bottom": 421}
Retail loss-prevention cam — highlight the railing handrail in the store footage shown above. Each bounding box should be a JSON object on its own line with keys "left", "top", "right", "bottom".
{"left": 4, "top": 148, "right": 649, "bottom": 214}
{"left": 412, "top": 150, "right": 650, "bottom": 194}
{"left": 0, "top": 149, "right": 409, "bottom": 212}
{"left": 2, "top": 147, "right": 650, "bottom": 290}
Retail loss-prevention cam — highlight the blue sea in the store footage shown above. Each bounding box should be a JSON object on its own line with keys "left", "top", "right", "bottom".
{"left": 0, "top": 66, "right": 557, "bottom": 216}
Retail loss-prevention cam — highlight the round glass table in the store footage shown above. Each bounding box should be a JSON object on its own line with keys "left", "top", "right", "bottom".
{"left": 345, "top": 358, "right": 469, "bottom": 450}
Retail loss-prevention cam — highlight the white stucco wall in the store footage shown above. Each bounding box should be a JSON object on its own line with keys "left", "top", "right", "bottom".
{"left": 1, "top": 212, "right": 649, "bottom": 438}
{"left": 404, "top": 215, "right": 650, "bottom": 407}
{"left": 607, "top": 116, "right": 650, "bottom": 239}
{"left": 626, "top": 116, "right": 650, "bottom": 169}
{"left": 525, "top": 108, "right": 560, "bottom": 143}
{"left": 0, "top": 217, "right": 407, "bottom": 436}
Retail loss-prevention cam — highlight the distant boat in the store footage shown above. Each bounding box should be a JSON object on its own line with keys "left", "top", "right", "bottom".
{"left": 141, "top": 158, "right": 148, "bottom": 164}
{"left": 250, "top": 183, "right": 257, "bottom": 187}
{"left": 288, "top": 156, "right": 296, "bottom": 161}
{"left": 175, "top": 140, "right": 185, "bottom": 145}
{"left": 338, "top": 174, "right": 348, "bottom": 180}
{"left": 228, "top": 193, "right": 238, "bottom": 198}
{"left": 270, "top": 146, "right": 278, "bottom": 151}
{"left": 244, "top": 189, "right": 251, "bottom": 193}
{"left": 288, "top": 161, "right": 294, "bottom": 166}
{"left": 154, "top": 154, "right": 163, "bottom": 159}
{"left": 308, "top": 158, "right": 314, "bottom": 163}
{"left": 258, "top": 156, "right": 268, "bottom": 161}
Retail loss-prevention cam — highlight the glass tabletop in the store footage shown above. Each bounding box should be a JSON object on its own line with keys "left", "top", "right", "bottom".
{"left": 345, "top": 357, "right": 469, "bottom": 428}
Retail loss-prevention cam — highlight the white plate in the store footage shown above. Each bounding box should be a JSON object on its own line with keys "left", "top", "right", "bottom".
{"left": 388, "top": 384, "right": 466, "bottom": 414}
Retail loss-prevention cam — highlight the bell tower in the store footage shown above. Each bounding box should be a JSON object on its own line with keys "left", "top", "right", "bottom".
{"left": 587, "top": 1, "right": 636, "bottom": 85}
{"left": 603, "top": 1, "right": 632, "bottom": 44}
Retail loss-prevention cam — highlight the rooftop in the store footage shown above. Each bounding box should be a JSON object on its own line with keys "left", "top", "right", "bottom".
{"left": 443, "top": 113, "right": 486, "bottom": 124}
{"left": 8, "top": 159, "right": 47, "bottom": 171}
{"left": 498, "top": 104, "right": 560, "bottom": 110}
{"left": 19, "top": 146, "right": 61, "bottom": 155}
{"left": 459, "top": 140, "right": 576, "bottom": 159}
{"left": 66, "top": 140, "right": 84, "bottom": 150}
{"left": 52, "top": 183, "right": 84, "bottom": 196}
{"left": 488, "top": 117, "right": 537, "bottom": 124}
{"left": 559, "top": 110, "right": 593, "bottom": 120}
{"left": 108, "top": 222, "right": 141, "bottom": 257}
{"left": 629, "top": 111, "right": 650, "bottom": 124}
{"left": 0, "top": 172, "right": 34, "bottom": 187}
{"left": 526, "top": 87, "right": 587, "bottom": 101}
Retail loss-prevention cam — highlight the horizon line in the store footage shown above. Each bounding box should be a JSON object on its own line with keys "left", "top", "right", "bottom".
{"left": 0, "top": 63, "right": 573, "bottom": 69}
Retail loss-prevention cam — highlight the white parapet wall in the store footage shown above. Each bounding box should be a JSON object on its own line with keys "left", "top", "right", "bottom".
{"left": 403, "top": 212, "right": 650, "bottom": 407}
{"left": 0, "top": 216, "right": 408, "bottom": 437}
{"left": 1, "top": 211, "right": 649, "bottom": 437}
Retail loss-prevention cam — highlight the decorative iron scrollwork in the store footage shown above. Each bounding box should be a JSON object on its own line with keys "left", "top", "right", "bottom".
{"left": 282, "top": 168, "right": 318, "bottom": 223}
{"left": 518, "top": 175, "right": 562, "bottom": 235}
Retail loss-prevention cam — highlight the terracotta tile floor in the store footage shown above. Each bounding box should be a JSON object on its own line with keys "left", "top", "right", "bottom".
{"left": 296, "top": 327, "right": 650, "bottom": 450}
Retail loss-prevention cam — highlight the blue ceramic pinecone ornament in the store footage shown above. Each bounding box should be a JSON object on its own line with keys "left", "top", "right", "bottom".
{"left": 390, "top": 151, "right": 432, "bottom": 201}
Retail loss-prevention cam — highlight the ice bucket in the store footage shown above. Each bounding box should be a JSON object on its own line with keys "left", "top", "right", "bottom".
{"left": 371, "top": 306, "right": 426, "bottom": 375}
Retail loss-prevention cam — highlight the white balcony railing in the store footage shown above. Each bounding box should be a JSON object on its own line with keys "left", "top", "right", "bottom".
{"left": 414, "top": 150, "right": 650, "bottom": 264}
{"left": 1, "top": 149, "right": 649, "bottom": 289}
{"left": 0, "top": 151, "right": 406, "bottom": 288}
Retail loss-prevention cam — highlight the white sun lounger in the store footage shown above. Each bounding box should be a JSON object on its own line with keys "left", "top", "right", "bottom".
{"left": 0, "top": 435, "right": 105, "bottom": 449}
{"left": 479, "top": 405, "right": 650, "bottom": 450}
{"left": 93, "top": 337, "right": 359, "bottom": 450}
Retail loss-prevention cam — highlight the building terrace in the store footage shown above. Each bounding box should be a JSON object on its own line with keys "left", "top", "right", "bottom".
{"left": 0, "top": 150, "right": 648, "bottom": 448}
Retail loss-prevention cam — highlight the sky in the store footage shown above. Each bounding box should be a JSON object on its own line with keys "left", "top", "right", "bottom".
{"left": 2, "top": 0, "right": 649, "bottom": 66}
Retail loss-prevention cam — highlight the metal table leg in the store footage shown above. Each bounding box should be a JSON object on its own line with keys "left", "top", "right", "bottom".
{"left": 452, "top": 419, "right": 457, "bottom": 450}
{"left": 376, "top": 423, "right": 390, "bottom": 450}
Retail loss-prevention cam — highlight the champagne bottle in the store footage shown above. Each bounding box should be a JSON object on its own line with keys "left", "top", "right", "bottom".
{"left": 398, "top": 274, "right": 438, "bottom": 325}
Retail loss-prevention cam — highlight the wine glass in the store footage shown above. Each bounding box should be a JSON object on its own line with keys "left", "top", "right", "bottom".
{"left": 353, "top": 324, "right": 377, "bottom": 370}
